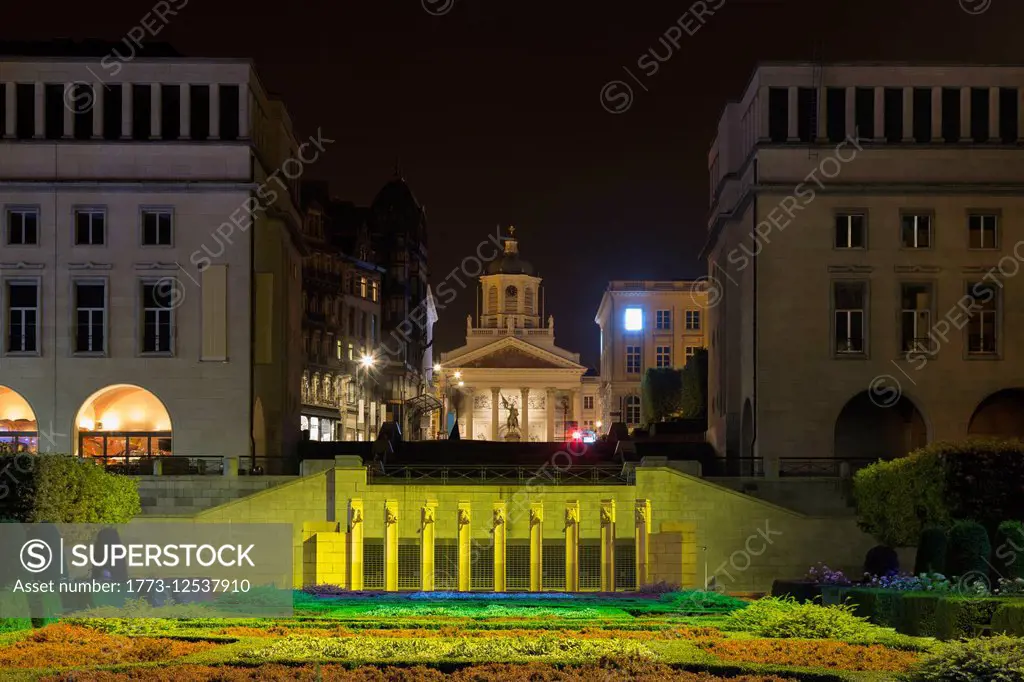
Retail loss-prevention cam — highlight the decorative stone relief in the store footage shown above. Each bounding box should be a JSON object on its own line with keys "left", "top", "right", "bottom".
{"left": 565, "top": 506, "right": 579, "bottom": 528}
{"left": 474, "top": 394, "right": 491, "bottom": 410}
{"left": 530, "top": 506, "right": 543, "bottom": 525}
{"left": 528, "top": 394, "right": 545, "bottom": 409}
{"left": 385, "top": 505, "right": 399, "bottom": 525}
{"left": 458, "top": 508, "right": 471, "bottom": 527}
{"left": 492, "top": 507, "right": 505, "bottom": 529}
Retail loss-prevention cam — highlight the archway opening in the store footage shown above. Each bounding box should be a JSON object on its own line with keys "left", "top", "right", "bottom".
{"left": 0, "top": 386, "right": 38, "bottom": 453}
{"left": 834, "top": 391, "right": 927, "bottom": 462}
{"left": 74, "top": 385, "right": 172, "bottom": 465}
{"left": 968, "top": 388, "right": 1024, "bottom": 439}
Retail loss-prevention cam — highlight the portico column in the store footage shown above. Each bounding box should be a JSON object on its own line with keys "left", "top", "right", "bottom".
{"left": 33, "top": 83, "right": 44, "bottom": 138}
{"left": 150, "top": 83, "right": 162, "bottom": 140}
{"left": 600, "top": 499, "right": 616, "bottom": 592}
{"left": 571, "top": 389, "right": 582, "bottom": 429}
{"left": 457, "top": 502, "right": 471, "bottom": 592}
{"left": 92, "top": 82, "right": 104, "bottom": 139}
{"left": 520, "top": 388, "right": 530, "bottom": 441}
{"left": 491, "top": 387, "right": 501, "bottom": 441}
{"left": 384, "top": 499, "right": 399, "bottom": 591}
{"left": 465, "top": 388, "right": 474, "bottom": 440}
{"left": 348, "top": 499, "right": 364, "bottom": 591}
{"left": 4, "top": 84, "right": 15, "bottom": 138}
{"left": 493, "top": 502, "right": 507, "bottom": 592}
{"left": 635, "top": 499, "right": 651, "bottom": 589}
{"left": 62, "top": 83, "right": 73, "bottom": 138}
{"left": 180, "top": 83, "right": 191, "bottom": 139}
{"left": 421, "top": 501, "right": 437, "bottom": 591}
{"left": 529, "top": 503, "right": 544, "bottom": 591}
{"left": 546, "top": 388, "right": 556, "bottom": 441}
{"left": 209, "top": 83, "right": 220, "bottom": 139}
{"left": 121, "top": 83, "right": 133, "bottom": 139}
{"left": 565, "top": 501, "right": 580, "bottom": 592}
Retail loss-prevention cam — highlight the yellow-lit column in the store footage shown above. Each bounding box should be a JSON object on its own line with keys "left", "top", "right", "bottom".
{"left": 635, "top": 499, "right": 651, "bottom": 589}
{"left": 600, "top": 499, "right": 616, "bottom": 592}
{"left": 529, "top": 502, "right": 544, "bottom": 591}
{"left": 421, "top": 501, "right": 437, "bottom": 591}
{"left": 348, "top": 499, "right": 364, "bottom": 591}
{"left": 493, "top": 501, "right": 507, "bottom": 592}
{"left": 457, "top": 502, "right": 472, "bottom": 591}
{"left": 385, "top": 499, "right": 399, "bottom": 591}
{"left": 565, "top": 501, "right": 580, "bottom": 592}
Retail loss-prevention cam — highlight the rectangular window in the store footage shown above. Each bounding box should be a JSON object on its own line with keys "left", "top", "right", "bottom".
{"left": 685, "top": 346, "right": 698, "bottom": 361}
{"left": 141, "top": 281, "right": 174, "bottom": 354}
{"left": 656, "top": 345, "right": 671, "bottom": 368}
{"left": 6, "top": 281, "right": 39, "bottom": 353}
{"left": 359, "top": 276, "right": 368, "bottom": 298}
{"left": 74, "top": 281, "right": 106, "bottom": 353}
{"left": 624, "top": 307, "right": 643, "bottom": 331}
{"left": 6, "top": 208, "right": 39, "bottom": 245}
{"left": 74, "top": 209, "right": 105, "bottom": 245}
{"left": 1000, "top": 88, "right": 1019, "bottom": 143}
{"left": 834, "top": 213, "right": 866, "bottom": 249}
{"left": 15, "top": 83, "right": 34, "bottom": 139}
{"left": 685, "top": 310, "right": 701, "bottom": 330}
{"left": 43, "top": 83, "right": 63, "bottom": 140}
{"left": 625, "top": 346, "right": 641, "bottom": 374}
{"left": 901, "top": 214, "right": 932, "bottom": 249}
{"left": 833, "top": 281, "right": 866, "bottom": 355}
{"left": 348, "top": 342, "right": 354, "bottom": 361}
{"left": 855, "top": 87, "right": 874, "bottom": 139}
{"left": 768, "top": 87, "right": 789, "bottom": 143}
{"left": 219, "top": 84, "right": 240, "bottom": 141}
{"left": 826, "top": 87, "right": 846, "bottom": 143}
{"left": 797, "top": 87, "right": 817, "bottom": 143}
{"left": 371, "top": 281, "right": 379, "bottom": 302}
{"left": 913, "top": 88, "right": 931, "bottom": 143}
{"left": 103, "top": 85, "right": 122, "bottom": 140}
{"left": 141, "top": 209, "right": 173, "bottom": 246}
{"left": 583, "top": 396, "right": 594, "bottom": 410}
{"left": 942, "top": 88, "right": 961, "bottom": 142}
{"left": 655, "top": 309, "right": 671, "bottom": 330}
{"left": 189, "top": 85, "right": 210, "bottom": 140}
{"left": 336, "top": 339, "right": 343, "bottom": 360}
{"left": 131, "top": 84, "right": 152, "bottom": 140}
{"left": 624, "top": 396, "right": 641, "bottom": 425}
{"left": 900, "top": 283, "right": 934, "bottom": 353}
{"left": 967, "top": 283, "right": 998, "bottom": 355}
{"left": 969, "top": 214, "right": 999, "bottom": 249}
{"left": 884, "top": 88, "right": 903, "bottom": 143}
{"left": 971, "top": 88, "right": 990, "bottom": 143}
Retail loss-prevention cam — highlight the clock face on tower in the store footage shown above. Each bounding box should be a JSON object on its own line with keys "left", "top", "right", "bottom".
{"left": 505, "top": 285, "right": 518, "bottom": 297}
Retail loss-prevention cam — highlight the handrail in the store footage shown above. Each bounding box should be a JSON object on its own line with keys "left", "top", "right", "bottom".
{"left": 367, "top": 464, "right": 632, "bottom": 486}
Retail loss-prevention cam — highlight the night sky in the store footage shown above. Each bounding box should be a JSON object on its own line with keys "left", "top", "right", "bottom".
{"left": 4, "top": 0, "right": 1019, "bottom": 367}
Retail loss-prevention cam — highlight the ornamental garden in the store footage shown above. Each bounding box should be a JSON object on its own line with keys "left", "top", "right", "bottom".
{"left": 0, "top": 441, "right": 1023, "bottom": 680}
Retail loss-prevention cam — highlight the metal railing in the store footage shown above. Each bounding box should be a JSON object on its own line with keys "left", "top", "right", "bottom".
{"left": 97, "top": 455, "right": 224, "bottom": 476}
{"left": 779, "top": 457, "right": 878, "bottom": 477}
{"left": 367, "top": 464, "right": 633, "bottom": 486}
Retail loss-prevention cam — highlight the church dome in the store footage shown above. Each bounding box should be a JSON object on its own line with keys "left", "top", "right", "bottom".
{"left": 487, "top": 227, "right": 534, "bottom": 275}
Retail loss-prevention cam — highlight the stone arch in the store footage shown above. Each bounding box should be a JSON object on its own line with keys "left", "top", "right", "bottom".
{"left": 0, "top": 386, "right": 39, "bottom": 453}
{"left": 74, "top": 384, "right": 172, "bottom": 459}
{"left": 833, "top": 390, "right": 927, "bottom": 461}
{"left": 968, "top": 388, "right": 1024, "bottom": 439}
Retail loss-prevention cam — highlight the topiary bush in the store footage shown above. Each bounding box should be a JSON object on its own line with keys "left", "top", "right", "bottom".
{"left": 945, "top": 520, "right": 991, "bottom": 582}
{"left": 864, "top": 545, "right": 900, "bottom": 578}
{"left": 994, "top": 520, "right": 1024, "bottom": 580}
{"left": 934, "top": 597, "right": 1002, "bottom": 640}
{"left": 724, "top": 596, "right": 878, "bottom": 639}
{"left": 909, "top": 635, "right": 1024, "bottom": 681}
{"left": 991, "top": 601, "right": 1024, "bottom": 637}
{"left": 0, "top": 454, "right": 140, "bottom": 522}
{"left": 914, "top": 527, "right": 948, "bottom": 575}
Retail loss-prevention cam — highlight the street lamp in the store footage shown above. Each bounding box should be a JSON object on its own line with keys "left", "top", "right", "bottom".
{"left": 361, "top": 353, "right": 375, "bottom": 369}
{"left": 359, "top": 354, "right": 376, "bottom": 440}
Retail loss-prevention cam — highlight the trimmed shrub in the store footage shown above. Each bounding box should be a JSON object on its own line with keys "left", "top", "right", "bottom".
{"left": 864, "top": 545, "right": 900, "bottom": 577}
{"left": 933, "top": 597, "right": 1001, "bottom": 640}
{"left": 991, "top": 601, "right": 1024, "bottom": 637}
{"left": 899, "top": 593, "right": 942, "bottom": 638}
{"left": 0, "top": 454, "right": 140, "bottom": 523}
{"left": 909, "top": 635, "right": 1024, "bottom": 681}
{"left": 841, "top": 588, "right": 903, "bottom": 629}
{"left": 724, "top": 596, "right": 877, "bottom": 639}
{"left": 994, "top": 521, "right": 1024, "bottom": 580}
{"left": 914, "top": 527, "right": 948, "bottom": 575}
{"left": 945, "top": 520, "right": 991, "bottom": 581}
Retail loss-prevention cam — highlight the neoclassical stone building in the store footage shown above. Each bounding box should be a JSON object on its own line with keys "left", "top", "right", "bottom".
{"left": 437, "top": 229, "right": 598, "bottom": 441}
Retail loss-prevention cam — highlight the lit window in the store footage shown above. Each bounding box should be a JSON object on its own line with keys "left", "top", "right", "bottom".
{"left": 625, "top": 345, "right": 641, "bottom": 374}
{"left": 656, "top": 346, "right": 671, "bottom": 368}
{"left": 685, "top": 310, "right": 701, "bottom": 330}
{"left": 901, "top": 214, "right": 931, "bottom": 249}
{"left": 360, "top": 276, "right": 368, "bottom": 298}
{"left": 834, "top": 213, "right": 866, "bottom": 249}
{"left": 969, "top": 214, "right": 999, "bottom": 249}
{"left": 336, "top": 339, "right": 343, "bottom": 360}
{"left": 625, "top": 396, "right": 641, "bottom": 425}
{"left": 371, "top": 281, "right": 379, "bottom": 302}
{"left": 624, "top": 307, "right": 643, "bottom": 331}
{"left": 583, "top": 396, "right": 594, "bottom": 410}
{"left": 900, "top": 283, "right": 933, "bottom": 353}
{"left": 833, "top": 281, "right": 866, "bottom": 355}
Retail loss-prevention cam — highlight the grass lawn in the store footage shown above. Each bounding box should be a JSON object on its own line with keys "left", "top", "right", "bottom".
{"left": 0, "top": 591, "right": 936, "bottom": 681}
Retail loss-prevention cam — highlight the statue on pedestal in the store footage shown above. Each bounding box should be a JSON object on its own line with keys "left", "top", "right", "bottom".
{"left": 500, "top": 395, "right": 521, "bottom": 441}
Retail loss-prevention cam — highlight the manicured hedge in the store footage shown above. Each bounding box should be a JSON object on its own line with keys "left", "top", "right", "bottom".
{"left": 945, "top": 520, "right": 991, "bottom": 580}
{"left": 854, "top": 439, "right": 1024, "bottom": 546}
{"left": 994, "top": 521, "right": 1024, "bottom": 580}
{"left": 913, "top": 527, "right": 947, "bottom": 575}
{"left": 0, "top": 454, "right": 139, "bottom": 523}
{"left": 840, "top": 588, "right": 1003, "bottom": 640}
{"left": 991, "top": 600, "right": 1024, "bottom": 636}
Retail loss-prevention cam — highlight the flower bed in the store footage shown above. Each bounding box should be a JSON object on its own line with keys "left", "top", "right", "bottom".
{"left": 695, "top": 637, "right": 920, "bottom": 672}
{"left": 0, "top": 624, "right": 218, "bottom": 668}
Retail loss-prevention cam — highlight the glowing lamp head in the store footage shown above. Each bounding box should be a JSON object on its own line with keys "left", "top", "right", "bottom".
{"left": 571, "top": 430, "right": 582, "bottom": 440}
{"left": 433, "top": 363, "right": 441, "bottom": 373}
{"left": 458, "top": 380, "right": 465, "bottom": 387}
{"left": 454, "top": 371, "right": 462, "bottom": 380}
{"left": 360, "top": 354, "right": 375, "bottom": 368}
{"left": 596, "top": 420, "right": 603, "bottom": 429}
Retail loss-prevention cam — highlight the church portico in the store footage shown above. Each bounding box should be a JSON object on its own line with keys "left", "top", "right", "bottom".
{"left": 438, "top": 228, "right": 589, "bottom": 441}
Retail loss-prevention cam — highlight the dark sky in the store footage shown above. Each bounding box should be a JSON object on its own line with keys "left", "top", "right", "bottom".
{"left": 4, "top": 0, "right": 1019, "bottom": 367}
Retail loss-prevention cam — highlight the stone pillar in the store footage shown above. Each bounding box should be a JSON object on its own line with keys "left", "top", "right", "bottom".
{"left": 529, "top": 503, "right": 544, "bottom": 591}
{"left": 348, "top": 499, "right": 364, "bottom": 591}
{"left": 902, "top": 86, "right": 913, "bottom": 142}
{"left": 571, "top": 389, "right": 582, "bottom": 429}
{"left": 960, "top": 87, "right": 971, "bottom": 141}
{"left": 989, "top": 87, "right": 1000, "bottom": 141}
{"left": 786, "top": 86, "right": 798, "bottom": 141}
{"left": 635, "top": 499, "right": 651, "bottom": 589}
{"left": 151, "top": 83, "right": 161, "bottom": 139}
{"left": 873, "top": 86, "right": 884, "bottom": 142}
{"left": 384, "top": 499, "right": 399, "bottom": 591}
{"left": 239, "top": 84, "right": 250, "bottom": 138}
{"left": 421, "top": 501, "right": 436, "bottom": 591}
{"left": 600, "top": 499, "right": 616, "bottom": 592}
{"left": 209, "top": 83, "right": 220, "bottom": 139}
{"left": 33, "top": 83, "right": 44, "bottom": 138}
{"left": 493, "top": 501, "right": 507, "bottom": 592}
{"left": 757, "top": 85, "right": 770, "bottom": 141}
{"left": 180, "top": 83, "right": 191, "bottom": 139}
{"left": 931, "top": 87, "right": 943, "bottom": 142}
{"left": 4, "top": 84, "right": 15, "bottom": 138}
{"left": 520, "top": 388, "right": 530, "bottom": 441}
{"left": 815, "top": 85, "right": 827, "bottom": 142}
{"left": 464, "top": 388, "right": 474, "bottom": 440}
{"left": 121, "top": 83, "right": 133, "bottom": 139}
{"left": 546, "top": 388, "right": 556, "bottom": 441}
{"left": 457, "top": 502, "right": 471, "bottom": 591}
{"left": 62, "top": 84, "right": 74, "bottom": 139}
{"left": 491, "top": 387, "right": 501, "bottom": 441}
{"left": 92, "top": 83, "right": 104, "bottom": 139}
{"left": 844, "top": 86, "right": 855, "bottom": 139}
{"left": 1018, "top": 89, "right": 1024, "bottom": 143}
{"left": 565, "top": 501, "right": 580, "bottom": 592}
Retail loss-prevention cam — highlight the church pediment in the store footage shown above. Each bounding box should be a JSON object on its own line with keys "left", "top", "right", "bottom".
{"left": 464, "top": 346, "right": 568, "bottom": 369}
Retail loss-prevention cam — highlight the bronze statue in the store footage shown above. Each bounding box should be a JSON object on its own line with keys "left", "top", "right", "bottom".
{"left": 500, "top": 394, "right": 520, "bottom": 433}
